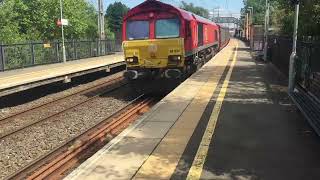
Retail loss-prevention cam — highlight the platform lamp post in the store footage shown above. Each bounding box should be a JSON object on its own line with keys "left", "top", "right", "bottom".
{"left": 240, "top": 15, "right": 245, "bottom": 39}
{"left": 247, "top": 7, "right": 254, "bottom": 27}
{"left": 288, "top": 0, "right": 300, "bottom": 93}
{"left": 247, "top": 7, "right": 253, "bottom": 48}
{"left": 59, "top": 0, "right": 67, "bottom": 63}
{"left": 263, "top": 0, "right": 270, "bottom": 61}
{"left": 97, "top": 0, "right": 105, "bottom": 56}
{"left": 246, "top": 13, "right": 249, "bottom": 40}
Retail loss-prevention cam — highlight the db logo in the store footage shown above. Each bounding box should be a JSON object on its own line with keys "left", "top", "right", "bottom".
{"left": 148, "top": 44, "right": 158, "bottom": 53}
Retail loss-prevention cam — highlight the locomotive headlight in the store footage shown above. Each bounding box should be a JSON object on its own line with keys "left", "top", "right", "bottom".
{"left": 126, "top": 56, "right": 138, "bottom": 63}
{"left": 168, "top": 55, "right": 182, "bottom": 64}
{"left": 127, "top": 58, "right": 134, "bottom": 62}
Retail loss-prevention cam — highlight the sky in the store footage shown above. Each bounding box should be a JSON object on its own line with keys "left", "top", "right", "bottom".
{"left": 89, "top": 0, "right": 243, "bottom": 18}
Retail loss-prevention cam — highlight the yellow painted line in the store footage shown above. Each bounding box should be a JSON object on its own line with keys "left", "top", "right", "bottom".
{"left": 186, "top": 42, "right": 239, "bottom": 180}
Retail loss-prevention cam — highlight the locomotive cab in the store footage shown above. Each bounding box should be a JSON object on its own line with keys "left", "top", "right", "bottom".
{"left": 123, "top": 8, "right": 187, "bottom": 80}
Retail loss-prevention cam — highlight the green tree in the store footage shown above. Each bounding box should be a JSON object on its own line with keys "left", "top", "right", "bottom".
{"left": 0, "top": 0, "right": 26, "bottom": 43}
{"left": 242, "top": 0, "right": 320, "bottom": 36}
{"left": 0, "top": 0, "right": 102, "bottom": 43}
{"left": 242, "top": 0, "right": 266, "bottom": 24}
{"left": 104, "top": 18, "right": 115, "bottom": 40}
{"left": 180, "top": 1, "right": 209, "bottom": 18}
{"left": 105, "top": 2, "right": 129, "bottom": 38}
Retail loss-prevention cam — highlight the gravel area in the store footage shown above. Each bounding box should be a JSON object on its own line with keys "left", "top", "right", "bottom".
{"left": 0, "top": 85, "right": 140, "bottom": 179}
{"left": 0, "top": 70, "right": 124, "bottom": 119}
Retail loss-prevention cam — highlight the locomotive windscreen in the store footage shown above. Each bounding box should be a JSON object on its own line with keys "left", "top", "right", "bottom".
{"left": 156, "top": 18, "right": 180, "bottom": 39}
{"left": 127, "top": 20, "right": 149, "bottom": 40}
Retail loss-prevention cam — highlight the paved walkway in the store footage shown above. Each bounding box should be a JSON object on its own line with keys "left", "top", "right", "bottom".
{"left": 171, "top": 41, "right": 320, "bottom": 180}
{"left": 0, "top": 53, "right": 124, "bottom": 96}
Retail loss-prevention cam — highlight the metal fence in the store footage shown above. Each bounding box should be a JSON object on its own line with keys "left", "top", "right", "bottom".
{"left": 250, "top": 25, "right": 265, "bottom": 51}
{"left": 295, "top": 38, "right": 320, "bottom": 100}
{"left": 0, "top": 39, "right": 122, "bottom": 71}
{"left": 267, "top": 36, "right": 292, "bottom": 75}
{"left": 267, "top": 35, "right": 320, "bottom": 100}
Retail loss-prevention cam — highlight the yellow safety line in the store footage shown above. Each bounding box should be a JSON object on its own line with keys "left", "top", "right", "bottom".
{"left": 186, "top": 42, "right": 239, "bottom": 180}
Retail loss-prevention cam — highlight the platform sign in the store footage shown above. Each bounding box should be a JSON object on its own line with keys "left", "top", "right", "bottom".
{"left": 61, "top": 19, "right": 69, "bottom": 26}
{"left": 56, "top": 19, "right": 69, "bottom": 26}
{"left": 43, "top": 43, "right": 51, "bottom": 48}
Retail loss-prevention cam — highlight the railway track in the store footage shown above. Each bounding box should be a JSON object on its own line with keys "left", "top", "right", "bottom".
{"left": 0, "top": 75, "right": 126, "bottom": 140}
{"left": 0, "top": 72, "right": 124, "bottom": 121}
{"left": 7, "top": 95, "right": 156, "bottom": 180}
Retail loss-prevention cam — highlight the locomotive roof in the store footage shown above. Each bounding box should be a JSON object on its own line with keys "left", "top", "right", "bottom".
{"left": 124, "top": 0, "right": 217, "bottom": 26}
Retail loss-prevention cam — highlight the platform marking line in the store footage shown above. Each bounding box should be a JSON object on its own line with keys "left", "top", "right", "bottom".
{"left": 186, "top": 43, "right": 238, "bottom": 180}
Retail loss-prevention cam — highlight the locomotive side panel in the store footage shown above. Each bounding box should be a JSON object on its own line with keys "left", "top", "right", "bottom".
{"left": 189, "top": 15, "right": 220, "bottom": 55}
{"left": 202, "top": 24, "right": 217, "bottom": 46}
{"left": 190, "top": 20, "right": 198, "bottom": 53}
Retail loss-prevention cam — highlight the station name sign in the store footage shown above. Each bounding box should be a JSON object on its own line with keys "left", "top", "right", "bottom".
{"left": 56, "top": 19, "right": 69, "bottom": 26}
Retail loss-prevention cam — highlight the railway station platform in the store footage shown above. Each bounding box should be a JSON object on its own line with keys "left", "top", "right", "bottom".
{"left": 65, "top": 39, "right": 320, "bottom": 180}
{"left": 0, "top": 53, "right": 125, "bottom": 97}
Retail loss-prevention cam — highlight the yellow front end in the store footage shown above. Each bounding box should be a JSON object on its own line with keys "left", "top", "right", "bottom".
{"left": 123, "top": 38, "right": 185, "bottom": 68}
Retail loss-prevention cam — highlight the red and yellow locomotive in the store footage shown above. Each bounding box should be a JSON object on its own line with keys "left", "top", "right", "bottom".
{"left": 122, "top": 0, "right": 230, "bottom": 91}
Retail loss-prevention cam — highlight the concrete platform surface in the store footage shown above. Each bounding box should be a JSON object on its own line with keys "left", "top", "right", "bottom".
{"left": 65, "top": 39, "right": 320, "bottom": 180}
{"left": 0, "top": 53, "right": 124, "bottom": 96}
